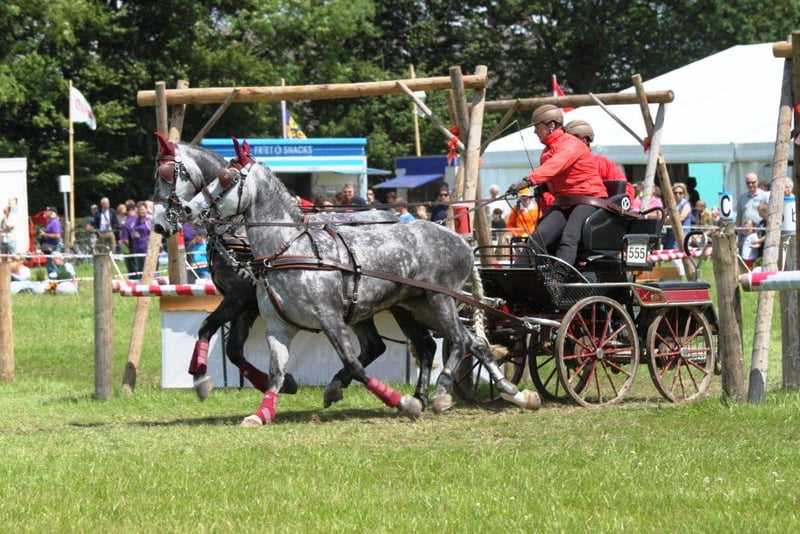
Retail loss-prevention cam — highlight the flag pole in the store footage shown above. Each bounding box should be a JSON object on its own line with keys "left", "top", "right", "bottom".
{"left": 280, "top": 78, "right": 288, "bottom": 139}
{"left": 67, "top": 80, "right": 76, "bottom": 248}
{"left": 410, "top": 65, "right": 421, "bottom": 156}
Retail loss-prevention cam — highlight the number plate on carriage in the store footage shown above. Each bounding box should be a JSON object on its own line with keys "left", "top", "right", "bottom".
{"left": 624, "top": 234, "right": 653, "bottom": 268}
{"left": 626, "top": 243, "right": 648, "bottom": 266}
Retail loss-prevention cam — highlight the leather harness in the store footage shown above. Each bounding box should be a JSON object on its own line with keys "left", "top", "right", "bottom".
{"left": 554, "top": 195, "right": 642, "bottom": 218}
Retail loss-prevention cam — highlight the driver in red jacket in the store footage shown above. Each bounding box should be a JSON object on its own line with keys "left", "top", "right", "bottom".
{"left": 507, "top": 105, "right": 607, "bottom": 266}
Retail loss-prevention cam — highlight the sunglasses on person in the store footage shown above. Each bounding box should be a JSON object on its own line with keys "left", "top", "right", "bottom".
{"left": 673, "top": 189, "right": 684, "bottom": 194}
{"left": 438, "top": 192, "right": 450, "bottom": 197}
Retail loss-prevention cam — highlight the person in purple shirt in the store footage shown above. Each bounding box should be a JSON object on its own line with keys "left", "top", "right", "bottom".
{"left": 39, "top": 206, "right": 62, "bottom": 274}
{"left": 119, "top": 202, "right": 152, "bottom": 280}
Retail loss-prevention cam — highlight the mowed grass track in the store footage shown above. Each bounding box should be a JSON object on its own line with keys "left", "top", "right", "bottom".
{"left": 1, "top": 263, "right": 799, "bottom": 532}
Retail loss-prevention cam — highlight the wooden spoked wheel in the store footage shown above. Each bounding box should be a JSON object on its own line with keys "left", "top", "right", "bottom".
{"left": 528, "top": 330, "right": 579, "bottom": 403}
{"left": 555, "top": 296, "right": 639, "bottom": 407}
{"left": 451, "top": 340, "right": 527, "bottom": 404}
{"left": 646, "top": 307, "right": 715, "bottom": 402}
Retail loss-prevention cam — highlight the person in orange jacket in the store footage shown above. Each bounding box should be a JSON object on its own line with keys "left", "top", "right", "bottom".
{"left": 505, "top": 188, "right": 539, "bottom": 238}
{"left": 564, "top": 119, "right": 635, "bottom": 200}
{"left": 507, "top": 105, "right": 607, "bottom": 266}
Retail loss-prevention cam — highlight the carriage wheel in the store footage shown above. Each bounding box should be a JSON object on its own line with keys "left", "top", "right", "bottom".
{"left": 555, "top": 296, "right": 639, "bottom": 407}
{"left": 528, "top": 330, "right": 584, "bottom": 403}
{"left": 451, "top": 340, "right": 527, "bottom": 404}
{"left": 646, "top": 307, "right": 715, "bottom": 402}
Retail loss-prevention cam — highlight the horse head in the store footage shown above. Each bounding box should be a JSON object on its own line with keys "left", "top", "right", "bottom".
{"left": 183, "top": 137, "right": 301, "bottom": 227}
{"left": 151, "top": 132, "right": 227, "bottom": 236}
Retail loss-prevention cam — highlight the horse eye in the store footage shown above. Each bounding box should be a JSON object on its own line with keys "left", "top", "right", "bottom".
{"left": 157, "top": 163, "right": 176, "bottom": 184}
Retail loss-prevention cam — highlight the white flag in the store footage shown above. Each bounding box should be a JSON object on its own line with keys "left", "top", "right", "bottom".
{"left": 70, "top": 87, "right": 96, "bottom": 130}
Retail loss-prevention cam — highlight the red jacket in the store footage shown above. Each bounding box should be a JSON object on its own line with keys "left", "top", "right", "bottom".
{"left": 528, "top": 129, "right": 607, "bottom": 199}
{"left": 593, "top": 154, "right": 635, "bottom": 199}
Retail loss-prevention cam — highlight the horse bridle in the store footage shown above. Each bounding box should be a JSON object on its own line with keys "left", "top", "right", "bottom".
{"left": 199, "top": 159, "right": 253, "bottom": 222}
{"left": 152, "top": 145, "right": 202, "bottom": 224}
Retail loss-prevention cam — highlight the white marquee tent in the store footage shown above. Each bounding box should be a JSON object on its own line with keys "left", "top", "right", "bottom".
{"left": 481, "top": 43, "right": 790, "bottom": 204}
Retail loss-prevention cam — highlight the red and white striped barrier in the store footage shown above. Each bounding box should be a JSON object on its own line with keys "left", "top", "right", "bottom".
{"left": 113, "top": 282, "right": 219, "bottom": 297}
{"left": 647, "top": 247, "right": 712, "bottom": 263}
{"left": 111, "top": 277, "right": 169, "bottom": 292}
{"left": 739, "top": 270, "right": 800, "bottom": 292}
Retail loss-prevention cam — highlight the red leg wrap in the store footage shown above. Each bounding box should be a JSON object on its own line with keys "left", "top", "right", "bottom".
{"left": 254, "top": 391, "right": 279, "bottom": 423}
{"left": 366, "top": 377, "right": 402, "bottom": 408}
{"left": 241, "top": 363, "right": 269, "bottom": 392}
{"left": 188, "top": 339, "right": 210, "bottom": 375}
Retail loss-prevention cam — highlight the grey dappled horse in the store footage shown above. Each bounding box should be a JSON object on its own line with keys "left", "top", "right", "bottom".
{"left": 151, "top": 133, "right": 402, "bottom": 404}
{"left": 183, "top": 138, "right": 539, "bottom": 426}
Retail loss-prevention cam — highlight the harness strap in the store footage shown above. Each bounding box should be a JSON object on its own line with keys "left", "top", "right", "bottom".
{"left": 249, "top": 255, "right": 532, "bottom": 328}
{"left": 554, "top": 195, "right": 642, "bottom": 218}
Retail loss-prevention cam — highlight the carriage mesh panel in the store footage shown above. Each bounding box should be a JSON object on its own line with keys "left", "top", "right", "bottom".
{"left": 533, "top": 255, "right": 616, "bottom": 310}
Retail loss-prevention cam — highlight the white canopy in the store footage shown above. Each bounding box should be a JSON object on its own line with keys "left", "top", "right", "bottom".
{"left": 481, "top": 43, "right": 789, "bottom": 200}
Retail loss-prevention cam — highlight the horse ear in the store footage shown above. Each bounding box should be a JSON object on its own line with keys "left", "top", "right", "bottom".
{"left": 232, "top": 137, "right": 253, "bottom": 166}
{"left": 154, "top": 131, "right": 175, "bottom": 157}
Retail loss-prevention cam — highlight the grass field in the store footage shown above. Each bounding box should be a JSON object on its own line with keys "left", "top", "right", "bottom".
{"left": 1, "top": 262, "right": 799, "bottom": 532}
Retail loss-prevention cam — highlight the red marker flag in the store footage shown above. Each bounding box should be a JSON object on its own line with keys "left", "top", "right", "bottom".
{"left": 551, "top": 75, "right": 574, "bottom": 112}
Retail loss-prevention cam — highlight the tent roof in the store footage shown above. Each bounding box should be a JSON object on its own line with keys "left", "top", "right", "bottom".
{"left": 483, "top": 43, "right": 785, "bottom": 168}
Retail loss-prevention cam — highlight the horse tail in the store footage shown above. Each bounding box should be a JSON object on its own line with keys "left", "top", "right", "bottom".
{"left": 470, "top": 263, "right": 486, "bottom": 341}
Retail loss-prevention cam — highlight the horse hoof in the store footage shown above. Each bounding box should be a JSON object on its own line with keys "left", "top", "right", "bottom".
{"left": 193, "top": 375, "right": 214, "bottom": 401}
{"left": 280, "top": 373, "right": 298, "bottom": 395}
{"left": 431, "top": 393, "right": 453, "bottom": 414}
{"left": 522, "top": 389, "right": 541, "bottom": 410}
{"left": 399, "top": 395, "right": 422, "bottom": 421}
{"left": 323, "top": 381, "right": 344, "bottom": 408}
{"left": 240, "top": 415, "right": 264, "bottom": 427}
{"left": 501, "top": 389, "right": 541, "bottom": 410}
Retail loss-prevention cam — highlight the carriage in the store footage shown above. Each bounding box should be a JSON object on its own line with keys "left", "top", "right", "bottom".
{"left": 452, "top": 182, "right": 718, "bottom": 407}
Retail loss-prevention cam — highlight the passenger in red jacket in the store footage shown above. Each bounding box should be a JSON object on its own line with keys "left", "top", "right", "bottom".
{"left": 507, "top": 105, "right": 607, "bottom": 266}
{"left": 565, "top": 119, "right": 635, "bottom": 200}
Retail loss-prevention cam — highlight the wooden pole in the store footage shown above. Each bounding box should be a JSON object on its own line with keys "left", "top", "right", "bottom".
{"left": 191, "top": 89, "right": 239, "bottom": 145}
{"left": 747, "top": 59, "right": 794, "bottom": 403}
{"left": 137, "top": 74, "right": 489, "bottom": 107}
{"left": 781, "top": 235, "right": 799, "bottom": 388}
{"left": 0, "top": 259, "right": 14, "bottom": 381}
{"left": 93, "top": 251, "right": 113, "bottom": 400}
{"left": 631, "top": 74, "right": 695, "bottom": 279}
{"left": 464, "top": 66, "right": 492, "bottom": 265}
{"left": 121, "top": 81, "right": 169, "bottom": 394}
{"left": 396, "top": 82, "right": 464, "bottom": 152}
{"left": 773, "top": 41, "right": 792, "bottom": 58}
{"left": 480, "top": 99, "right": 521, "bottom": 155}
{"left": 792, "top": 30, "right": 800, "bottom": 390}
{"left": 640, "top": 104, "right": 665, "bottom": 211}
{"left": 410, "top": 65, "right": 422, "bottom": 157}
{"left": 482, "top": 90, "right": 674, "bottom": 114}
{"left": 711, "top": 220, "right": 746, "bottom": 402}
{"left": 449, "top": 67, "right": 470, "bottom": 204}
{"left": 67, "top": 80, "right": 76, "bottom": 249}
{"left": 167, "top": 80, "right": 189, "bottom": 285}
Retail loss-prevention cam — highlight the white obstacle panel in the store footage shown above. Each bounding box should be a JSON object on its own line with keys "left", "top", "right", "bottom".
{"left": 112, "top": 283, "right": 444, "bottom": 388}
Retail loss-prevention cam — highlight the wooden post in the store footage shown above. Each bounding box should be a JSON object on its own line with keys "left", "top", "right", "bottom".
{"left": 0, "top": 259, "right": 14, "bottom": 381}
{"left": 632, "top": 74, "right": 695, "bottom": 279}
{"left": 791, "top": 31, "right": 800, "bottom": 391}
{"left": 410, "top": 65, "right": 422, "bottom": 157}
{"left": 167, "top": 80, "right": 188, "bottom": 285}
{"left": 711, "top": 220, "right": 746, "bottom": 402}
{"left": 463, "top": 66, "right": 493, "bottom": 265}
{"left": 781, "top": 235, "right": 799, "bottom": 388}
{"left": 747, "top": 58, "right": 794, "bottom": 403}
{"left": 93, "top": 251, "right": 113, "bottom": 400}
{"left": 449, "top": 67, "right": 470, "bottom": 203}
{"left": 121, "top": 81, "right": 170, "bottom": 394}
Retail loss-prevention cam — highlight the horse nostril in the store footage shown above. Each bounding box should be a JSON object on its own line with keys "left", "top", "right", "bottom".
{"left": 183, "top": 205, "right": 192, "bottom": 216}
